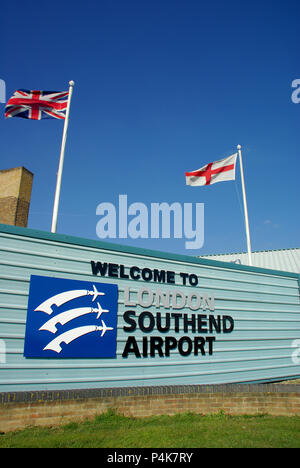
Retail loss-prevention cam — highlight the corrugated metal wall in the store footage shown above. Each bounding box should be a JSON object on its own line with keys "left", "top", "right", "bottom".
{"left": 1, "top": 224, "right": 300, "bottom": 392}
{"left": 200, "top": 249, "right": 300, "bottom": 273}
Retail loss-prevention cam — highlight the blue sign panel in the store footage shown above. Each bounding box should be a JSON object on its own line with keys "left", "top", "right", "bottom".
{"left": 24, "top": 275, "right": 118, "bottom": 358}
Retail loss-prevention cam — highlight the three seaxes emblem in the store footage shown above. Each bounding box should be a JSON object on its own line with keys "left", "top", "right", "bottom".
{"left": 24, "top": 275, "right": 118, "bottom": 358}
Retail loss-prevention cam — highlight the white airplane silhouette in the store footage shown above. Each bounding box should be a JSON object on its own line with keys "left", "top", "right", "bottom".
{"left": 95, "top": 302, "right": 109, "bottom": 318}
{"left": 39, "top": 302, "right": 109, "bottom": 333}
{"left": 35, "top": 285, "right": 105, "bottom": 314}
{"left": 97, "top": 319, "right": 113, "bottom": 337}
{"left": 43, "top": 320, "right": 114, "bottom": 353}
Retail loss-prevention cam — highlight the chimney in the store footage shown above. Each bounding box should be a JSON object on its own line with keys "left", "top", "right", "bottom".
{"left": 0, "top": 167, "right": 33, "bottom": 227}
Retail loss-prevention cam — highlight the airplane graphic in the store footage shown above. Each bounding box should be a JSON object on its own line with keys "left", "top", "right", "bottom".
{"left": 39, "top": 302, "right": 109, "bottom": 333}
{"left": 43, "top": 320, "right": 114, "bottom": 353}
{"left": 34, "top": 285, "right": 105, "bottom": 315}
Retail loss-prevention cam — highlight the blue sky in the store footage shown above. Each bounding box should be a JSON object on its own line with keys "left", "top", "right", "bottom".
{"left": 1, "top": 0, "right": 299, "bottom": 256}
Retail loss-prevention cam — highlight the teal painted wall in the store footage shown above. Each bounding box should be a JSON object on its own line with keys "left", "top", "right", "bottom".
{"left": 0, "top": 223, "right": 300, "bottom": 392}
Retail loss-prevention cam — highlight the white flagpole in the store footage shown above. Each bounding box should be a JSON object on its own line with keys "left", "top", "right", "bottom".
{"left": 51, "top": 80, "right": 75, "bottom": 233}
{"left": 237, "top": 144, "right": 252, "bottom": 266}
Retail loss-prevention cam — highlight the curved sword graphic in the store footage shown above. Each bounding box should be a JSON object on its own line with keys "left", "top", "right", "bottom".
{"left": 34, "top": 285, "right": 105, "bottom": 314}
{"left": 43, "top": 321, "right": 114, "bottom": 353}
{"left": 39, "top": 302, "right": 109, "bottom": 333}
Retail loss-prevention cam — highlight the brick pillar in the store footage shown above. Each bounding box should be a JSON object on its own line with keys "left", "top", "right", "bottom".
{"left": 0, "top": 167, "right": 33, "bottom": 227}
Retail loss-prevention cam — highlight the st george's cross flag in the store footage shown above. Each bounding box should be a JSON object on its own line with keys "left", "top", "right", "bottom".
{"left": 5, "top": 89, "right": 69, "bottom": 120}
{"left": 185, "top": 153, "right": 238, "bottom": 186}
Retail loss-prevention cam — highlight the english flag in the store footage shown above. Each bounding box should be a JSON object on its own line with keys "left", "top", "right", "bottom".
{"left": 185, "top": 153, "right": 238, "bottom": 186}
{"left": 5, "top": 89, "right": 69, "bottom": 120}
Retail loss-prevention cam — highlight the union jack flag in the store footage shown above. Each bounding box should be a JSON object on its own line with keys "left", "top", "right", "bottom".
{"left": 5, "top": 89, "right": 69, "bottom": 120}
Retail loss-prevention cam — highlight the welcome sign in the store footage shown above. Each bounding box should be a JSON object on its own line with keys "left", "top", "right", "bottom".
{"left": 24, "top": 258, "right": 236, "bottom": 361}
{"left": 0, "top": 224, "right": 300, "bottom": 392}
{"left": 24, "top": 271, "right": 232, "bottom": 360}
{"left": 90, "top": 260, "right": 235, "bottom": 359}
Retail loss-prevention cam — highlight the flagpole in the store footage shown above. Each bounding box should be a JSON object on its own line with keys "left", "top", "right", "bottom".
{"left": 51, "top": 80, "right": 75, "bottom": 233}
{"left": 237, "top": 144, "right": 252, "bottom": 266}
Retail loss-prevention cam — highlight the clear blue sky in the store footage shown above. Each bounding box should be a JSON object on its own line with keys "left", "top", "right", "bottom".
{"left": 1, "top": 0, "right": 299, "bottom": 256}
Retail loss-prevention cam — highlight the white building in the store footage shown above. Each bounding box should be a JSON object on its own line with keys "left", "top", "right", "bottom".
{"left": 200, "top": 248, "right": 300, "bottom": 274}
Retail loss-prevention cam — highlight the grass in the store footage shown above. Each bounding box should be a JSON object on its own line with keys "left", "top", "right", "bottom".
{"left": 1, "top": 410, "right": 300, "bottom": 448}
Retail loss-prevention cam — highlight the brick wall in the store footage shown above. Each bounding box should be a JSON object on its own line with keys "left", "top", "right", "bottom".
{"left": 0, "top": 167, "right": 33, "bottom": 227}
{"left": 1, "top": 384, "right": 300, "bottom": 433}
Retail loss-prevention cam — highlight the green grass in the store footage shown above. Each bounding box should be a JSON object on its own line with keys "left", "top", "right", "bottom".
{"left": 1, "top": 410, "right": 300, "bottom": 448}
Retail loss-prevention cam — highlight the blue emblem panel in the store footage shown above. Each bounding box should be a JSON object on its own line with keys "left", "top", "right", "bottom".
{"left": 24, "top": 275, "right": 118, "bottom": 358}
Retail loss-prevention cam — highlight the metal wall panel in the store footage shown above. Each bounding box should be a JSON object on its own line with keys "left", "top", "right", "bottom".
{"left": 0, "top": 224, "right": 300, "bottom": 392}
{"left": 200, "top": 248, "right": 300, "bottom": 273}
